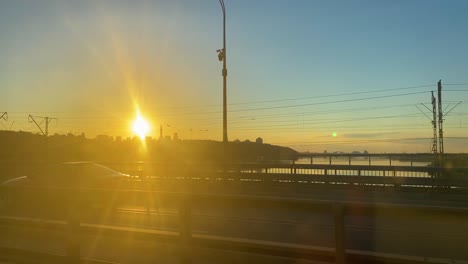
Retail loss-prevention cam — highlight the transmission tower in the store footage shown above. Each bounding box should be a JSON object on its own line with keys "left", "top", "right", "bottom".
{"left": 437, "top": 80, "right": 444, "bottom": 154}
{"left": 431, "top": 92, "right": 438, "bottom": 154}
{"left": 28, "top": 115, "right": 57, "bottom": 136}
{"left": 0, "top": 112, "right": 7, "bottom": 130}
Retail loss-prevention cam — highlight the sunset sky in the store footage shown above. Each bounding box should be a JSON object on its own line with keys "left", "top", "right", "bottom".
{"left": 1, "top": 0, "right": 468, "bottom": 153}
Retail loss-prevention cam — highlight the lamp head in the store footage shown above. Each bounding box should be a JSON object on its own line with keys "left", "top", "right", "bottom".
{"left": 217, "top": 49, "right": 224, "bottom": 61}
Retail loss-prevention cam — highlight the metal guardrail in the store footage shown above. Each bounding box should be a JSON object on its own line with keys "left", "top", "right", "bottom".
{"left": 1, "top": 186, "right": 468, "bottom": 263}
{"left": 2, "top": 161, "right": 467, "bottom": 190}
{"left": 107, "top": 162, "right": 466, "bottom": 189}
{"left": 0, "top": 246, "right": 116, "bottom": 264}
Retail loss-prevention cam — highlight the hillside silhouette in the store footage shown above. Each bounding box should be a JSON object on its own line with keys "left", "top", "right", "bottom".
{"left": 0, "top": 131, "right": 297, "bottom": 180}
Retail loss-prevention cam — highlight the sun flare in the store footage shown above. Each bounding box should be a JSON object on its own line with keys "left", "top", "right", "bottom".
{"left": 132, "top": 112, "right": 150, "bottom": 140}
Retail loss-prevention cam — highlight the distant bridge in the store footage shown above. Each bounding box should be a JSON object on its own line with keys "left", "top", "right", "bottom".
{"left": 106, "top": 161, "right": 467, "bottom": 191}
{"left": 1, "top": 157, "right": 467, "bottom": 191}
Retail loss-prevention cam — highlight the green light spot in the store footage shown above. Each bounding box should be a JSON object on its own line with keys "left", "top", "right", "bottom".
{"left": 332, "top": 132, "right": 337, "bottom": 137}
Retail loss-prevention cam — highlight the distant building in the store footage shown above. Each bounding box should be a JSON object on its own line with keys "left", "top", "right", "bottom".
{"left": 255, "top": 137, "right": 263, "bottom": 144}
{"left": 159, "top": 125, "right": 163, "bottom": 141}
{"left": 96, "top": 134, "right": 112, "bottom": 143}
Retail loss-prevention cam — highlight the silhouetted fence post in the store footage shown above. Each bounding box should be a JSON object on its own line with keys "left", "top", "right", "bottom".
{"left": 333, "top": 203, "right": 346, "bottom": 264}
{"left": 67, "top": 190, "right": 80, "bottom": 263}
{"left": 179, "top": 194, "right": 192, "bottom": 264}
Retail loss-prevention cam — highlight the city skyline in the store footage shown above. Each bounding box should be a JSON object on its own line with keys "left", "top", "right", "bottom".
{"left": 1, "top": 0, "right": 468, "bottom": 153}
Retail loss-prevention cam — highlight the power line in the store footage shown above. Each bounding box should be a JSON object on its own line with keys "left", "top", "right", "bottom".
{"left": 5, "top": 85, "right": 466, "bottom": 115}
{"left": 444, "top": 83, "right": 468, "bottom": 86}
{"left": 5, "top": 82, "right": 468, "bottom": 139}
{"left": 227, "top": 91, "right": 429, "bottom": 113}
{"left": 274, "top": 137, "right": 468, "bottom": 148}
{"left": 17, "top": 84, "right": 434, "bottom": 113}
{"left": 11, "top": 91, "right": 429, "bottom": 119}
{"left": 204, "top": 111, "right": 427, "bottom": 127}
{"left": 226, "top": 84, "right": 435, "bottom": 106}
{"left": 106, "top": 84, "right": 438, "bottom": 110}
{"left": 275, "top": 137, "right": 434, "bottom": 147}
{"left": 11, "top": 111, "right": 468, "bottom": 134}
{"left": 226, "top": 113, "right": 427, "bottom": 130}
{"left": 9, "top": 103, "right": 418, "bottom": 124}
{"left": 14, "top": 111, "right": 468, "bottom": 132}
{"left": 233, "top": 103, "right": 418, "bottom": 121}
{"left": 444, "top": 101, "right": 463, "bottom": 118}
{"left": 274, "top": 136, "right": 468, "bottom": 147}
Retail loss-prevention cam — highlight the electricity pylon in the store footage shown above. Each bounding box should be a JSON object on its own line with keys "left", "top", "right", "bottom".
{"left": 437, "top": 80, "right": 444, "bottom": 154}
{"left": 0, "top": 112, "right": 8, "bottom": 130}
{"left": 28, "top": 115, "right": 57, "bottom": 136}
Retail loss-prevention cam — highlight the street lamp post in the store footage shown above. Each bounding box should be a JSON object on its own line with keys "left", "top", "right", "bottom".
{"left": 217, "top": 0, "right": 228, "bottom": 150}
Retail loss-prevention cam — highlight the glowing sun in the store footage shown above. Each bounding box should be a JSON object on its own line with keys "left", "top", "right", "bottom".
{"left": 132, "top": 112, "right": 150, "bottom": 140}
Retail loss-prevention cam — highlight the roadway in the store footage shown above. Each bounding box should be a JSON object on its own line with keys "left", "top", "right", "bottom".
{"left": 0, "top": 224, "right": 325, "bottom": 264}
{"left": 1, "top": 186, "right": 467, "bottom": 262}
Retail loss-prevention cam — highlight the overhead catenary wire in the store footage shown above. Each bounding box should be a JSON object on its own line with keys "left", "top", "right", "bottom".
{"left": 8, "top": 103, "right": 420, "bottom": 124}
{"left": 274, "top": 137, "right": 435, "bottom": 146}
{"left": 444, "top": 84, "right": 468, "bottom": 86}
{"left": 5, "top": 90, "right": 440, "bottom": 120}
{"left": 5, "top": 83, "right": 468, "bottom": 142}
{"left": 5, "top": 85, "right": 465, "bottom": 116}
{"left": 10, "top": 108, "right": 468, "bottom": 132}
{"left": 273, "top": 136, "right": 468, "bottom": 147}
{"left": 224, "top": 84, "right": 436, "bottom": 106}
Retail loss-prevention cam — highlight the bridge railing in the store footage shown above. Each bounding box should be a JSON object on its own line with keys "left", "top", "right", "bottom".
{"left": 1, "top": 185, "right": 468, "bottom": 264}
{"left": 1, "top": 161, "right": 466, "bottom": 193}
{"left": 98, "top": 162, "right": 468, "bottom": 190}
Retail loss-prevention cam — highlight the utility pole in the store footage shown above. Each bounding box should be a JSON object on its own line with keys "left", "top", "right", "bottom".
{"left": 28, "top": 115, "right": 57, "bottom": 136}
{"left": 217, "top": 0, "right": 228, "bottom": 154}
{"left": 437, "top": 80, "right": 444, "bottom": 154}
{"left": 431, "top": 92, "right": 438, "bottom": 154}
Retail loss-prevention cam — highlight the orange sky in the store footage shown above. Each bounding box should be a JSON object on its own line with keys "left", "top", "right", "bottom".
{"left": 1, "top": 1, "right": 468, "bottom": 153}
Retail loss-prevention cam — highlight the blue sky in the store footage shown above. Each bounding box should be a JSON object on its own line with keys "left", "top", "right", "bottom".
{"left": 1, "top": 0, "right": 468, "bottom": 152}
